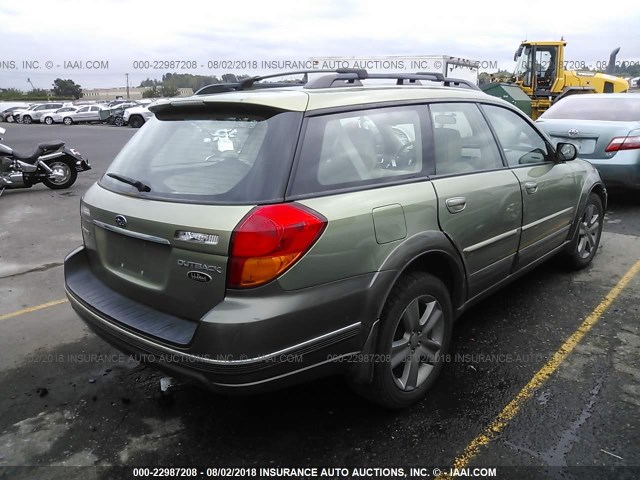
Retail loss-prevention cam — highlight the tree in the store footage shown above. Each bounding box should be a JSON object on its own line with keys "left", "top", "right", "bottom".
{"left": 161, "top": 85, "right": 179, "bottom": 97}
{"left": 25, "top": 89, "right": 53, "bottom": 99}
{"left": 221, "top": 73, "right": 238, "bottom": 83}
{"left": 52, "top": 78, "right": 82, "bottom": 99}
{"left": 0, "top": 88, "right": 23, "bottom": 100}
{"left": 142, "top": 87, "right": 160, "bottom": 98}
{"left": 139, "top": 78, "right": 160, "bottom": 87}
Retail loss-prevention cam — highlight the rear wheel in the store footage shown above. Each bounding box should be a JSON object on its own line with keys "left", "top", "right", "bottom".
{"left": 129, "top": 115, "right": 144, "bottom": 128}
{"left": 356, "top": 272, "right": 453, "bottom": 409}
{"left": 44, "top": 116, "right": 53, "bottom": 125}
{"left": 565, "top": 193, "right": 604, "bottom": 269}
{"left": 63, "top": 117, "right": 73, "bottom": 126}
{"left": 42, "top": 160, "right": 77, "bottom": 190}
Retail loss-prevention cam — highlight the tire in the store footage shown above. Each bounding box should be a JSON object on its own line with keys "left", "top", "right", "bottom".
{"left": 63, "top": 117, "right": 73, "bottom": 126}
{"left": 129, "top": 116, "right": 144, "bottom": 128}
{"left": 42, "top": 159, "right": 78, "bottom": 190}
{"left": 114, "top": 116, "right": 124, "bottom": 127}
{"left": 564, "top": 193, "right": 604, "bottom": 269}
{"left": 357, "top": 272, "right": 453, "bottom": 409}
{"left": 23, "top": 115, "right": 32, "bottom": 124}
{"left": 44, "top": 116, "right": 53, "bottom": 125}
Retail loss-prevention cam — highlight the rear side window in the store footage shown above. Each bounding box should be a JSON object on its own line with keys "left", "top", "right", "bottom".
{"left": 430, "top": 103, "right": 502, "bottom": 175}
{"left": 100, "top": 110, "right": 302, "bottom": 204}
{"left": 290, "top": 106, "right": 424, "bottom": 196}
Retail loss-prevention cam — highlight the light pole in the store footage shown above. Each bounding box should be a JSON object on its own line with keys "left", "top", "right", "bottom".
{"left": 126, "top": 73, "right": 130, "bottom": 99}
{"left": 27, "top": 78, "right": 35, "bottom": 91}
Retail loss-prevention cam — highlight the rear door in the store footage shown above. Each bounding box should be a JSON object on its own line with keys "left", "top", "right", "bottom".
{"left": 482, "top": 104, "right": 583, "bottom": 268}
{"left": 88, "top": 106, "right": 101, "bottom": 121}
{"left": 428, "top": 102, "right": 522, "bottom": 299}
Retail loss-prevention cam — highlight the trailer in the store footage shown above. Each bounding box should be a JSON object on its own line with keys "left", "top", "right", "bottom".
{"left": 309, "top": 55, "right": 480, "bottom": 85}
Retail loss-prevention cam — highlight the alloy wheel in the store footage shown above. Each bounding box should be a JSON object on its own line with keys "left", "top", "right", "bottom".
{"left": 390, "top": 295, "right": 445, "bottom": 391}
{"left": 576, "top": 204, "right": 601, "bottom": 259}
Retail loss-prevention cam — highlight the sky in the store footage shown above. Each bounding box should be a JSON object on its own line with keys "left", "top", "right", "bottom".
{"left": 1, "top": 0, "right": 640, "bottom": 90}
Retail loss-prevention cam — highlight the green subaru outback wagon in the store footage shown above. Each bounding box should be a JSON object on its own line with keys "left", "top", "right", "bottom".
{"left": 64, "top": 70, "right": 606, "bottom": 409}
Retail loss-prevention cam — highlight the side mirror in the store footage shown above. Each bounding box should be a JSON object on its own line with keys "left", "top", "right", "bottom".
{"left": 514, "top": 46, "right": 523, "bottom": 61}
{"left": 557, "top": 142, "right": 577, "bottom": 161}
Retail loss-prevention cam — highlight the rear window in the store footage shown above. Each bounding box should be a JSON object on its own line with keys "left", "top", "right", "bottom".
{"left": 540, "top": 96, "right": 640, "bottom": 121}
{"left": 100, "top": 110, "right": 302, "bottom": 204}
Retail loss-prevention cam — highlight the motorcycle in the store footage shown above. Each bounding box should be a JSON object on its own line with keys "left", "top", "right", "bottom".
{"left": 0, "top": 126, "right": 91, "bottom": 196}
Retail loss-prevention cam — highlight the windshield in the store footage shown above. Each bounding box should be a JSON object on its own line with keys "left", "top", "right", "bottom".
{"left": 513, "top": 46, "right": 531, "bottom": 76}
{"left": 99, "top": 110, "right": 302, "bottom": 204}
{"left": 540, "top": 96, "right": 640, "bottom": 121}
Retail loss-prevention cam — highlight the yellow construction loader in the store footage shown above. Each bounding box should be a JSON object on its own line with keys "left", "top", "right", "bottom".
{"left": 482, "top": 40, "right": 629, "bottom": 119}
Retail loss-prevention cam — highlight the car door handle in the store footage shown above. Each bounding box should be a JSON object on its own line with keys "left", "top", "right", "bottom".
{"left": 524, "top": 181, "right": 538, "bottom": 194}
{"left": 446, "top": 197, "right": 467, "bottom": 213}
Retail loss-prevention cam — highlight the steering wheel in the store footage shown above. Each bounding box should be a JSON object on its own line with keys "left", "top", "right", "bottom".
{"left": 393, "top": 141, "right": 417, "bottom": 167}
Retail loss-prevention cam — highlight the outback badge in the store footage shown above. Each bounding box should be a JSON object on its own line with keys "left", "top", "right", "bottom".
{"left": 187, "top": 271, "right": 212, "bottom": 283}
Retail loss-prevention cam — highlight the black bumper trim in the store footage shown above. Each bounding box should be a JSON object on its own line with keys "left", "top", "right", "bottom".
{"left": 65, "top": 247, "right": 197, "bottom": 346}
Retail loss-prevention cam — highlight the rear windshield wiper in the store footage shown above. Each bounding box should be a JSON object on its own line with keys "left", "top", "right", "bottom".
{"left": 106, "top": 173, "right": 151, "bottom": 192}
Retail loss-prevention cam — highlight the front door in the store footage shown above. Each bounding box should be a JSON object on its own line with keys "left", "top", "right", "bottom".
{"left": 482, "top": 104, "right": 583, "bottom": 268}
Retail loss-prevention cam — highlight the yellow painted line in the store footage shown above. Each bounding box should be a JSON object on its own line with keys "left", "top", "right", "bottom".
{"left": 440, "top": 259, "right": 640, "bottom": 477}
{"left": 0, "top": 298, "right": 68, "bottom": 321}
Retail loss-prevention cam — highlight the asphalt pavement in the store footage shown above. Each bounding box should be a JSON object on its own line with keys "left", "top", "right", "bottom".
{"left": 0, "top": 123, "right": 638, "bottom": 480}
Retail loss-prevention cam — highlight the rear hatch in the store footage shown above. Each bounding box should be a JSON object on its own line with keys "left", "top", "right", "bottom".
{"left": 82, "top": 101, "right": 304, "bottom": 322}
{"left": 536, "top": 119, "right": 639, "bottom": 159}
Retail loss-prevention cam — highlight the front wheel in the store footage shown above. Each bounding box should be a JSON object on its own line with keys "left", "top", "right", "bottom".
{"left": 114, "top": 116, "right": 124, "bottom": 127}
{"left": 357, "top": 272, "right": 453, "bottom": 409}
{"left": 42, "top": 160, "right": 78, "bottom": 190}
{"left": 44, "top": 116, "right": 54, "bottom": 125}
{"left": 564, "top": 193, "right": 604, "bottom": 269}
{"left": 23, "top": 115, "right": 32, "bottom": 124}
{"left": 63, "top": 117, "right": 73, "bottom": 126}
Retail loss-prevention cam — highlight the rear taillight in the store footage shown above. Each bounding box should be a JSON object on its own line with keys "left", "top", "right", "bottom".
{"left": 605, "top": 135, "right": 640, "bottom": 152}
{"left": 229, "top": 204, "right": 327, "bottom": 288}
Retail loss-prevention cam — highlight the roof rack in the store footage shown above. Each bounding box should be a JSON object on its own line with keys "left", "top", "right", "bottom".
{"left": 194, "top": 69, "right": 481, "bottom": 95}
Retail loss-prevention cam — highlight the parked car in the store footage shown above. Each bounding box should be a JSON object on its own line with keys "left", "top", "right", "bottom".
{"left": 42, "top": 106, "right": 79, "bottom": 125}
{"left": 123, "top": 105, "right": 153, "bottom": 128}
{"left": 65, "top": 70, "right": 606, "bottom": 409}
{"left": 536, "top": 93, "right": 640, "bottom": 190}
{"left": 11, "top": 104, "right": 42, "bottom": 123}
{"left": 100, "top": 102, "right": 139, "bottom": 126}
{"left": 0, "top": 105, "right": 30, "bottom": 122}
{"left": 61, "top": 105, "right": 105, "bottom": 125}
{"left": 18, "top": 102, "right": 67, "bottom": 124}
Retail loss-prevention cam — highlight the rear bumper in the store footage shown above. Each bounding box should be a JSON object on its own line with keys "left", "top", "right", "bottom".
{"left": 65, "top": 246, "right": 391, "bottom": 393}
{"left": 589, "top": 154, "right": 640, "bottom": 189}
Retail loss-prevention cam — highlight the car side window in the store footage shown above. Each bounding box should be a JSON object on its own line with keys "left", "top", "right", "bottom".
{"left": 291, "top": 106, "right": 424, "bottom": 195}
{"left": 429, "top": 103, "right": 503, "bottom": 175}
{"left": 482, "top": 104, "right": 552, "bottom": 166}
{"left": 78, "top": 107, "right": 89, "bottom": 113}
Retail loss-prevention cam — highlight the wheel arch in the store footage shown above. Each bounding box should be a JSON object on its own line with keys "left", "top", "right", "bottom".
{"left": 568, "top": 178, "right": 607, "bottom": 242}
{"left": 350, "top": 231, "right": 466, "bottom": 385}
{"left": 375, "top": 231, "right": 467, "bottom": 321}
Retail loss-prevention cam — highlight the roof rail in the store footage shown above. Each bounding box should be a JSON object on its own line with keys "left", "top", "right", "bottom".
{"left": 194, "top": 69, "right": 480, "bottom": 95}
{"left": 305, "top": 71, "right": 481, "bottom": 90}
